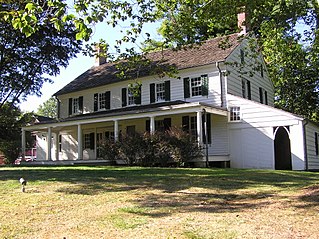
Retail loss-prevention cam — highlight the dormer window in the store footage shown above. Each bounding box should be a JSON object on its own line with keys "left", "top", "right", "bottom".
{"left": 150, "top": 81, "right": 170, "bottom": 103}
{"left": 183, "top": 74, "right": 209, "bottom": 98}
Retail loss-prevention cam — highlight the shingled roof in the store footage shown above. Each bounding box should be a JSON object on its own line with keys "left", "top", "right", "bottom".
{"left": 54, "top": 33, "right": 240, "bottom": 96}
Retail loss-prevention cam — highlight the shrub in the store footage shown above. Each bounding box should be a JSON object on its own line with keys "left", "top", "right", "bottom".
{"left": 98, "top": 127, "right": 203, "bottom": 167}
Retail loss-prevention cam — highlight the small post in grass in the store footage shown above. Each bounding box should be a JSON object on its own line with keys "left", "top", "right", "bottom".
{"left": 19, "top": 178, "right": 27, "bottom": 192}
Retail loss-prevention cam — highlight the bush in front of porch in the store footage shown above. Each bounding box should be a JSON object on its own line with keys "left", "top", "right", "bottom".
{"left": 98, "top": 127, "right": 203, "bottom": 167}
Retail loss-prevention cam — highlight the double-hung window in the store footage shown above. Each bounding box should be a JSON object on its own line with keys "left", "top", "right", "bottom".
{"left": 150, "top": 81, "right": 170, "bottom": 103}
{"left": 94, "top": 91, "right": 110, "bottom": 111}
{"left": 191, "top": 77, "right": 202, "bottom": 97}
{"left": 122, "top": 86, "right": 141, "bottom": 107}
{"left": 156, "top": 83, "right": 165, "bottom": 102}
{"left": 68, "top": 96, "right": 83, "bottom": 116}
{"left": 128, "top": 89, "right": 135, "bottom": 105}
{"left": 242, "top": 79, "right": 251, "bottom": 100}
{"left": 259, "top": 87, "right": 268, "bottom": 105}
{"left": 183, "top": 74, "right": 208, "bottom": 98}
{"left": 99, "top": 92, "right": 106, "bottom": 110}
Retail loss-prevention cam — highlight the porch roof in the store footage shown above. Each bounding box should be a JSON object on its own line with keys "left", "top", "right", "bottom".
{"left": 24, "top": 101, "right": 227, "bottom": 130}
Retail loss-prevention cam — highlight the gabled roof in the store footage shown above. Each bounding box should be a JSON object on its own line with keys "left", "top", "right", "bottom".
{"left": 54, "top": 33, "right": 240, "bottom": 96}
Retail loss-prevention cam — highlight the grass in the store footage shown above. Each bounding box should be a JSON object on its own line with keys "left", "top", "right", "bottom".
{"left": 0, "top": 166, "right": 319, "bottom": 239}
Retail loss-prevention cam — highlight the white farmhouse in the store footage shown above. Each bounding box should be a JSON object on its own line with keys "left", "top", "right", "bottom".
{"left": 22, "top": 31, "right": 319, "bottom": 170}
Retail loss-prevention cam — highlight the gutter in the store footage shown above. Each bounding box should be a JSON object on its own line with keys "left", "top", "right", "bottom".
{"left": 216, "top": 61, "right": 226, "bottom": 108}
{"left": 302, "top": 119, "right": 309, "bottom": 171}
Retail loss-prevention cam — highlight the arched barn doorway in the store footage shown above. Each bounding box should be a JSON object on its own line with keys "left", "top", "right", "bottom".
{"left": 274, "top": 126, "right": 292, "bottom": 170}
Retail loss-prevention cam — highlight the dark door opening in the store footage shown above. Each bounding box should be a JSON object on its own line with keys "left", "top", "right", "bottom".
{"left": 274, "top": 126, "right": 292, "bottom": 170}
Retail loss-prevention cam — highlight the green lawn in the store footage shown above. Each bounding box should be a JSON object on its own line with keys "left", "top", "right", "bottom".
{"left": 0, "top": 166, "right": 318, "bottom": 239}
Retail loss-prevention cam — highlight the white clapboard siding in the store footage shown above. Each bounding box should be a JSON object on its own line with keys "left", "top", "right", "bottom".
{"left": 305, "top": 122, "right": 319, "bottom": 170}
{"left": 226, "top": 39, "right": 274, "bottom": 107}
{"left": 208, "top": 115, "right": 229, "bottom": 156}
{"left": 58, "top": 64, "right": 224, "bottom": 118}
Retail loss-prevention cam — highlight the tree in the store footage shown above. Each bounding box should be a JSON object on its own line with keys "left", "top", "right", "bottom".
{"left": 0, "top": 104, "right": 34, "bottom": 164}
{"left": 0, "top": 0, "right": 82, "bottom": 109}
{"left": 37, "top": 97, "right": 57, "bottom": 119}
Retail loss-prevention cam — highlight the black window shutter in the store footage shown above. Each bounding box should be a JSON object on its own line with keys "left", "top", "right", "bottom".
{"left": 89, "top": 132, "right": 95, "bottom": 150}
{"left": 183, "top": 77, "right": 190, "bottom": 98}
{"left": 259, "top": 87, "right": 263, "bottom": 104}
{"left": 146, "top": 120, "right": 150, "bottom": 132}
{"left": 78, "top": 96, "right": 83, "bottom": 113}
{"left": 247, "top": 80, "right": 251, "bottom": 100}
{"left": 164, "top": 118, "right": 171, "bottom": 131}
{"left": 165, "top": 80, "right": 171, "bottom": 101}
{"left": 201, "top": 75, "right": 209, "bottom": 96}
{"left": 264, "top": 91, "right": 268, "bottom": 105}
{"left": 182, "top": 116, "right": 190, "bottom": 133}
{"left": 150, "top": 83, "right": 155, "bottom": 103}
{"left": 122, "top": 88, "right": 127, "bottom": 107}
{"left": 94, "top": 93, "right": 98, "bottom": 111}
{"left": 68, "top": 98, "right": 73, "bottom": 116}
{"left": 315, "top": 132, "right": 318, "bottom": 155}
{"left": 105, "top": 91, "right": 111, "bottom": 109}
{"left": 135, "top": 85, "right": 141, "bottom": 105}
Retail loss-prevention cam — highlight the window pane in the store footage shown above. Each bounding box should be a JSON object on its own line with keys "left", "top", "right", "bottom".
{"left": 73, "top": 98, "right": 79, "bottom": 114}
{"left": 128, "top": 89, "right": 135, "bottom": 105}
{"left": 191, "top": 77, "right": 202, "bottom": 96}
{"left": 99, "top": 93, "right": 106, "bottom": 109}
{"left": 230, "top": 107, "right": 241, "bottom": 121}
{"left": 156, "top": 83, "right": 165, "bottom": 101}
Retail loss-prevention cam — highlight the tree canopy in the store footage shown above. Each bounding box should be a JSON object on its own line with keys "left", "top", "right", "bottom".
{"left": 37, "top": 97, "right": 57, "bottom": 119}
{"left": 0, "top": 0, "right": 81, "bottom": 109}
{"left": 1, "top": 0, "right": 318, "bottom": 121}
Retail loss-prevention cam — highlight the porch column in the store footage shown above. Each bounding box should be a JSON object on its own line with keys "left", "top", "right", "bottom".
{"left": 114, "top": 120, "right": 119, "bottom": 141}
{"left": 150, "top": 116, "right": 155, "bottom": 134}
{"left": 55, "top": 133, "right": 59, "bottom": 161}
{"left": 47, "top": 127, "right": 52, "bottom": 161}
{"left": 77, "top": 124, "right": 83, "bottom": 160}
{"left": 21, "top": 129, "right": 26, "bottom": 161}
{"left": 196, "top": 111, "right": 203, "bottom": 144}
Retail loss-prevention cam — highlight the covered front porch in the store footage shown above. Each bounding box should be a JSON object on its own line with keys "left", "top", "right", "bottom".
{"left": 22, "top": 101, "right": 229, "bottom": 166}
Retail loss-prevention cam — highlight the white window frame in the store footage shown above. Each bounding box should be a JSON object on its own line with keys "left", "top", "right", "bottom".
{"left": 156, "top": 82, "right": 165, "bottom": 102}
{"left": 98, "top": 92, "right": 106, "bottom": 110}
{"left": 229, "top": 107, "right": 241, "bottom": 122}
{"left": 190, "top": 77, "right": 202, "bottom": 97}
{"left": 128, "top": 88, "right": 135, "bottom": 106}
{"left": 84, "top": 133, "right": 91, "bottom": 149}
{"left": 73, "top": 98, "right": 79, "bottom": 114}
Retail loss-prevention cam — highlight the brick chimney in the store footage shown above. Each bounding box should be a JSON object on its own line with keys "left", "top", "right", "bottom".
{"left": 94, "top": 44, "right": 107, "bottom": 66}
{"left": 238, "top": 10, "right": 250, "bottom": 35}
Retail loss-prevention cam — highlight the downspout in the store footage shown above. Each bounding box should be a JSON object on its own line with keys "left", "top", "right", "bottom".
{"left": 302, "top": 119, "right": 309, "bottom": 171}
{"left": 216, "top": 61, "right": 225, "bottom": 108}
{"left": 54, "top": 95, "right": 61, "bottom": 120}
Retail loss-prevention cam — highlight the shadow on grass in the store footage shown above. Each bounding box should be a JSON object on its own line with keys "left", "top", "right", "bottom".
{"left": 1, "top": 166, "right": 319, "bottom": 212}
